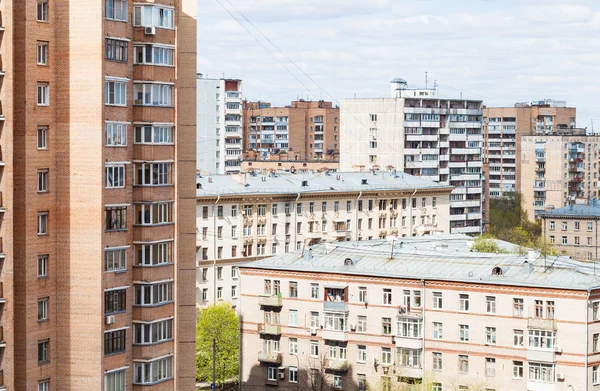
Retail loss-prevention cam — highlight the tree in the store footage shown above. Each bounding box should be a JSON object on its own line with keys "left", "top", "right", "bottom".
{"left": 196, "top": 303, "right": 239, "bottom": 388}
{"left": 471, "top": 235, "right": 503, "bottom": 253}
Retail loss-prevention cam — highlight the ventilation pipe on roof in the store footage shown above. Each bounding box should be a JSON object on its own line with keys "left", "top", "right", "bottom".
{"left": 304, "top": 247, "right": 313, "bottom": 262}
{"left": 523, "top": 260, "right": 533, "bottom": 275}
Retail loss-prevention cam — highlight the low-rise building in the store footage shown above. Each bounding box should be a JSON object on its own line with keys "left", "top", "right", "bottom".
{"left": 239, "top": 236, "right": 600, "bottom": 391}
{"left": 539, "top": 200, "right": 600, "bottom": 261}
{"left": 196, "top": 172, "right": 453, "bottom": 306}
{"left": 241, "top": 158, "right": 340, "bottom": 175}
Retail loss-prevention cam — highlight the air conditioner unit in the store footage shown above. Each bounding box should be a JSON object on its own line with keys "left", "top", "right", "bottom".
{"left": 554, "top": 346, "right": 563, "bottom": 353}
{"left": 350, "top": 324, "right": 356, "bottom": 332}
{"left": 144, "top": 26, "right": 156, "bottom": 35}
{"left": 105, "top": 315, "right": 115, "bottom": 325}
{"left": 310, "top": 327, "right": 317, "bottom": 335}
{"left": 556, "top": 373, "right": 565, "bottom": 381}
{"left": 279, "top": 372, "right": 285, "bottom": 379}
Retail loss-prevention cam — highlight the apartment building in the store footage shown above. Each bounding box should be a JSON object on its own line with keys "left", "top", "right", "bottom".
{"left": 239, "top": 236, "right": 600, "bottom": 391}
{"left": 0, "top": 1, "right": 197, "bottom": 390}
{"left": 197, "top": 75, "right": 243, "bottom": 174}
{"left": 483, "top": 101, "right": 576, "bottom": 199}
{"left": 521, "top": 134, "right": 600, "bottom": 221}
{"left": 538, "top": 201, "right": 600, "bottom": 261}
{"left": 195, "top": 171, "right": 452, "bottom": 306}
{"left": 341, "top": 79, "right": 484, "bottom": 234}
{"left": 243, "top": 100, "right": 340, "bottom": 161}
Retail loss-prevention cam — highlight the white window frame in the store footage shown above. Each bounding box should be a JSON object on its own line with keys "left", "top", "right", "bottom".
{"left": 37, "top": 41, "right": 49, "bottom": 65}
{"left": 106, "top": 0, "right": 128, "bottom": 21}
{"left": 37, "top": 83, "right": 50, "bottom": 106}
{"left": 37, "top": 0, "right": 48, "bottom": 22}
{"left": 105, "top": 247, "right": 127, "bottom": 272}
{"left": 37, "top": 169, "right": 49, "bottom": 193}
{"left": 37, "top": 126, "right": 48, "bottom": 149}
{"left": 37, "top": 255, "right": 48, "bottom": 277}
{"left": 104, "top": 369, "right": 126, "bottom": 391}
{"left": 38, "top": 297, "right": 48, "bottom": 321}
{"left": 134, "top": 44, "right": 175, "bottom": 66}
{"left": 135, "top": 241, "right": 172, "bottom": 266}
{"left": 133, "top": 355, "right": 173, "bottom": 385}
{"left": 134, "top": 125, "right": 174, "bottom": 144}
{"left": 105, "top": 78, "right": 128, "bottom": 106}
{"left": 133, "top": 5, "right": 175, "bottom": 28}
{"left": 106, "top": 164, "right": 126, "bottom": 188}
{"left": 133, "top": 82, "right": 174, "bottom": 107}
{"left": 133, "top": 318, "right": 173, "bottom": 345}
{"left": 289, "top": 309, "right": 298, "bottom": 327}
{"left": 37, "top": 212, "right": 48, "bottom": 235}
{"left": 267, "top": 366, "right": 277, "bottom": 381}
{"left": 134, "top": 281, "right": 173, "bottom": 306}
{"left": 38, "top": 380, "right": 50, "bottom": 391}
{"left": 106, "top": 122, "right": 128, "bottom": 147}
{"left": 134, "top": 162, "right": 173, "bottom": 186}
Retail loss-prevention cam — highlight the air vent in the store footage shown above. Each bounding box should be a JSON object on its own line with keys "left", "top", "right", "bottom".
{"left": 361, "top": 179, "right": 368, "bottom": 185}
{"left": 302, "top": 180, "right": 308, "bottom": 187}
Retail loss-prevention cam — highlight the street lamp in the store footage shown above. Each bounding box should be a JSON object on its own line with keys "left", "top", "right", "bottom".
{"left": 290, "top": 352, "right": 300, "bottom": 391}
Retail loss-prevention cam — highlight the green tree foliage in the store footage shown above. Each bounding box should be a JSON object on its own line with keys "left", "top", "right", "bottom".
{"left": 196, "top": 303, "right": 239, "bottom": 387}
{"left": 471, "top": 234, "right": 503, "bottom": 253}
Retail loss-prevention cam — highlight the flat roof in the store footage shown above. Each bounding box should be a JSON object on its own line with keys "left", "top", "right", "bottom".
{"left": 196, "top": 171, "right": 453, "bottom": 197}
{"left": 539, "top": 202, "right": 600, "bottom": 219}
{"left": 240, "top": 234, "right": 600, "bottom": 291}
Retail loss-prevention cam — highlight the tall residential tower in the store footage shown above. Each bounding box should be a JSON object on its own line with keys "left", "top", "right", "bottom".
{"left": 1, "top": 1, "right": 198, "bottom": 390}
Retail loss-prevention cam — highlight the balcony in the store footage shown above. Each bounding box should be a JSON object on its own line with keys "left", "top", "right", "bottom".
{"left": 258, "top": 294, "right": 283, "bottom": 307}
{"left": 394, "top": 366, "right": 422, "bottom": 379}
{"left": 258, "top": 324, "right": 281, "bottom": 335}
{"left": 325, "top": 358, "right": 349, "bottom": 372}
{"left": 323, "top": 301, "right": 348, "bottom": 312}
{"left": 526, "top": 348, "right": 557, "bottom": 363}
{"left": 528, "top": 317, "right": 557, "bottom": 330}
{"left": 526, "top": 381, "right": 557, "bottom": 391}
{"left": 331, "top": 230, "right": 351, "bottom": 239}
{"left": 321, "top": 329, "right": 348, "bottom": 342}
{"left": 394, "top": 336, "right": 423, "bottom": 350}
{"left": 258, "top": 351, "right": 282, "bottom": 365}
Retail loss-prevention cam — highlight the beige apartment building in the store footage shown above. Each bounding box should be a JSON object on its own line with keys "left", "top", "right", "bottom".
{"left": 0, "top": 1, "right": 198, "bottom": 390}
{"left": 243, "top": 100, "right": 340, "bottom": 161}
{"left": 521, "top": 134, "right": 600, "bottom": 221}
{"left": 195, "top": 172, "right": 452, "bottom": 306}
{"left": 539, "top": 201, "right": 600, "bottom": 261}
{"left": 483, "top": 101, "right": 576, "bottom": 200}
{"left": 239, "top": 236, "right": 600, "bottom": 391}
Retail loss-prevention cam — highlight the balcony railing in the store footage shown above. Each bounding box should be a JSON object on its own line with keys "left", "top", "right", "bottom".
{"left": 323, "top": 301, "right": 348, "bottom": 312}
{"left": 325, "top": 358, "right": 349, "bottom": 371}
{"left": 528, "top": 316, "right": 557, "bottom": 330}
{"left": 258, "top": 294, "right": 283, "bottom": 307}
{"left": 258, "top": 324, "right": 281, "bottom": 335}
{"left": 258, "top": 351, "right": 282, "bottom": 364}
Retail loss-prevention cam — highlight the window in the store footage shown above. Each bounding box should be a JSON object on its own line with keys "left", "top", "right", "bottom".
{"left": 398, "top": 318, "right": 422, "bottom": 338}
{"left": 289, "top": 282, "right": 298, "bottom": 298}
{"left": 104, "top": 328, "right": 126, "bottom": 355}
{"left": 459, "top": 325, "right": 469, "bottom": 342}
{"left": 37, "top": 126, "right": 48, "bottom": 149}
{"left": 513, "top": 298, "right": 524, "bottom": 316}
{"left": 135, "top": 241, "right": 172, "bottom": 266}
{"left": 37, "top": 212, "right": 48, "bottom": 235}
{"left": 486, "top": 327, "right": 496, "bottom": 345}
{"left": 289, "top": 309, "right": 298, "bottom": 327}
{"left": 133, "top": 5, "right": 175, "bottom": 28}
{"left": 370, "top": 114, "right": 378, "bottom": 122}
{"left": 550, "top": 221, "right": 555, "bottom": 230}
{"left": 106, "top": 38, "right": 128, "bottom": 62}
{"left": 134, "top": 202, "right": 173, "bottom": 226}
{"left": 562, "top": 222, "right": 568, "bottom": 230}
{"left": 310, "top": 312, "right": 319, "bottom": 328}
{"left": 135, "top": 162, "right": 173, "bottom": 186}
{"left": 38, "top": 297, "right": 48, "bottom": 321}
{"left": 594, "top": 365, "right": 599, "bottom": 385}
{"left": 105, "top": 289, "right": 127, "bottom": 314}
{"left": 105, "top": 206, "right": 127, "bottom": 231}
{"left": 381, "top": 348, "right": 392, "bottom": 365}
{"left": 202, "top": 288, "right": 208, "bottom": 301}
{"left": 433, "top": 322, "right": 443, "bottom": 339}
{"left": 513, "top": 329, "right": 524, "bottom": 347}
{"left": 485, "top": 358, "right": 496, "bottom": 377}
{"left": 134, "top": 318, "right": 173, "bottom": 345}
{"left": 433, "top": 292, "right": 442, "bottom": 309}
{"left": 383, "top": 288, "right": 392, "bottom": 305}
{"left": 458, "top": 355, "right": 469, "bottom": 373}
{"left": 37, "top": 41, "right": 48, "bottom": 65}
{"left": 134, "top": 83, "right": 174, "bottom": 106}
{"left": 37, "top": 0, "right": 48, "bottom": 22}
{"left": 106, "top": 122, "right": 127, "bottom": 146}
{"left": 289, "top": 366, "right": 298, "bottom": 383}
{"left": 106, "top": 165, "right": 125, "bottom": 188}
{"left": 358, "top": 286, "right": 367, "bottom": 303}
{"left": 106, "top": 0, "right": 128, "bottom": 21}
{"left": 432, "top": 352, "right": 442, "bottom": 370}
{"left": 358, "top": 375, "right": 367, "bottom": 391}
{"left": 382, "top": 317, "right": 392, "bottom": 335}
{"left": 231, "top": 285, "right": 237, "bottom": 298}
{"left": 357, "top": 345, "right": 367, "bottom": 363}
{"left": 134, "top": 356, "right": 173, "bottom": 385}
{"left": 134, "top": 281, "right": 173, "bottom": 306}
{"left": 593, "top": 301, "right": 600, "bottom": 320}
{"left": 562, "top": 236, "right": 567, "bottom": 245}
{"left": 104, "top": 369, "right": 126, "bottom": 391}
{"left": 528, "top": 329, "right": 555, "bottom": 349}
{"left": 324, "top": 312, "right": 348, "bottom": 331}
{"left": 594, "top": 333, "right": 599, "bottom": 352}
{"left": 231, "top": 266, "right": 238, "bottom": 279}
{"left": 37, "top": 83, "right": 49, "bottom": 106}
{"left": 134, "top": 44, "right": 175, "bottom": 66}
{"left": 357, "top": 315, "right": 367, "bottom": 333}
{"left": 589, "top": 222, "right": 594, "bottom": 232}
{"left": 512, "top": 360, "right": 524, "bottom": 379}
{"left": 105, "top": 248, "right": 127, "bottom": 272}
{"left": 134, "top": 125, "right": 174, "bottom": 144}
{"left": 546, "top": 300, "right": 555, "bottom": 319}
{"left": 38, "top": 339, "right": 49, "bottom": 363}
{"left": 310, "top": 340, "right": 319, "bottom": 357}
{"left": 528, "top": 362, "right": 555, "bottom": 382}
{"left": 217, "top": 267, "right": 223, "bottom": 280}
{"left": 311, "top": 284, "right": 319, "bottom": 299}
{"left": 37, "top": 255, "right": 48, "bottom": 277}
{"left": 486, "top": 296, "right": 496, "bottom": 313}
{"left": 459, "top": 294, "right": 469, "bottom": 311}
{"left": 37, "top": 169, "right": 49, "bottom": 193}
{"left": 105, "top": 79, "right": 127, "bottom": 106}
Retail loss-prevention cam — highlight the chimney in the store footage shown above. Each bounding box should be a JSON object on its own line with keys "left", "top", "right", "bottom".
{"left": 523, "top": 260, "right": 533, "bottom": 275}
{"left": 304, "top": 247, "right": 313, "bottom": 262}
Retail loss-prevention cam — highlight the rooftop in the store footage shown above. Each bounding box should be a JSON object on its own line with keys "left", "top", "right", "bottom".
{"left": 241, "top": 234, "right": 600, "bottom": 291}
{"left": 196, "top": 171, "right": 453, "bottom": 197}
{"left": 539, "top": 200, "right": 600, "bottom": 219}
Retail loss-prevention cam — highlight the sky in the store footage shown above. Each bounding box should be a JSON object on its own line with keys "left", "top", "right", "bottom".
{"left": 197, "top": 0, "right": 600, "bottom": 129}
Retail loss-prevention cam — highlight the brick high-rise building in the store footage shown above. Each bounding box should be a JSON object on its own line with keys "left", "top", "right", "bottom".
{"left": 243, "top": 100, "right": 340, "bottom": 162}
{"left": 1, "top": 1, "right": 197, "bottom": 390}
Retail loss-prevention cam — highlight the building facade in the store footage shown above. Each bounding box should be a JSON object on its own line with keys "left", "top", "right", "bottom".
{"left": 239, "top": 236, "right": 600, "bottom": 391}
{"left": 197, "top": 75, "right": 243, "bottom": 174}
{"left": 1, "top": 1, "right": 198, "bottom": 390}
{"left": 241, "top": 159, "right": 340, "bottom": 175}
{"left": 195, "top": 172, "right": 452, "bottom": 306}
{"left": 539, "top": 201, "right": 600, "bottom": 262}
{"left": 521, "top": 134, "right": 600, "bottom": 221}
{"left": 340, "top": 80, "right": 484, "bottom": 234}
{"left": 243, "top": 100, "right": 340, "bottom": 161}
{"left": 483, "top": 102, "right": 576, "bottom": 200}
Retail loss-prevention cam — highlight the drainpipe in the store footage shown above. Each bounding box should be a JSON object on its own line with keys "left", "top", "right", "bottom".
{"left": 355, "top": 191, "right": 362, "bottom": 244}
{"left": 421, "top": 279, "right": 426, "bottom": 391}
{"left": 587, "top": 288, "right": 591, "bottom": 391}
{"left": 213, "top": 194, "right": 220, "bottom": 304}
{"left": 409, "top": 188, "right": 418, "bottom": 236}
{"left": 294, "top": 192, "right": 300, "bottom": 249}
